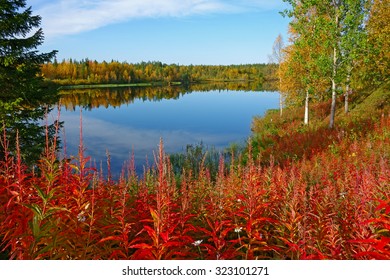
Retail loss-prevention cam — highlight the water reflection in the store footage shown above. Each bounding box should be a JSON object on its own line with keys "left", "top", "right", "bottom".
{"left": 59, "top": 81, "right": 268, "bottom": 111}
{"left": 57, "top": 83, "right": 279, "bottom": 175}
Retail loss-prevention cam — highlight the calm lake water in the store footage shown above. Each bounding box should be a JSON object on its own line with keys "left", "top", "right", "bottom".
{"left": 54, "top": 86, "right": 279, "bottom": 175}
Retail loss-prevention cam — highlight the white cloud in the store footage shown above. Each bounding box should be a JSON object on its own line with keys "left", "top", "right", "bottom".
{"left": 59, "top": 111, "right": 240, "bottom": 174}
{"left": 34, "top": 0, "right": 284, "bottom": 38}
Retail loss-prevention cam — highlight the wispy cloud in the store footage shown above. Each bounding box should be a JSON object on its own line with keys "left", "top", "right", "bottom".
{"left": 33, "top": 0, "right": 284, "bottom": 38}
{"left": 60, "top": 111, "right": 240, "bottom": 173}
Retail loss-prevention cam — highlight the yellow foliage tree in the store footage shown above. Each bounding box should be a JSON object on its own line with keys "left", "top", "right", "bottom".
{"left": 365, "top": 0, "right": 390, "bottom": 84}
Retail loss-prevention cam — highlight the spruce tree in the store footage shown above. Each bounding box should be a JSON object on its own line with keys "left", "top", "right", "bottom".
{"left": 0, "top": 0, "right": 58, "bottom": 165}
{"left": 0, "top": 0, "right": 57, "bottom": 103}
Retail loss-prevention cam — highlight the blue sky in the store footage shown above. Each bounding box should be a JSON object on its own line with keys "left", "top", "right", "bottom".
{"left": 29, "top": 0, "right": 290, "bottom": 65}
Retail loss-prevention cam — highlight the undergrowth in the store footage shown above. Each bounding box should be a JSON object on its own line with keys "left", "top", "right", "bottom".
{"left": 0, "top": 85, "right": 389, "bottom": 259}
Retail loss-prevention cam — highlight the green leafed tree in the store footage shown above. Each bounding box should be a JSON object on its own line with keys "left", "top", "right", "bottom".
{"left": 282, "top": 0, "right": 371, "bottom": 127}
{"left": 282, "top": 2, "right": 332, "bottom": 125}
{"left": 325, "top": 0, "right": 369, "bottom": 126}
{"left": 339, "top": 0, "right": 369, "bottom": 113}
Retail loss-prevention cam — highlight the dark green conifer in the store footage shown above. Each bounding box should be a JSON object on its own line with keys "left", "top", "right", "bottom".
{"left": 0, "top": 0, "right": 58, "bottom": 165}
{"left": 0, "top": 0, "right": 57, "bottom": 103}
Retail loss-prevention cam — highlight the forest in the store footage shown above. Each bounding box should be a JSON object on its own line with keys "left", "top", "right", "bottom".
{"left": 0, "top": 0, "right": 389, "bottom": 260}
{"left": 41, "top": 59, "right": 273, "bottom": 86}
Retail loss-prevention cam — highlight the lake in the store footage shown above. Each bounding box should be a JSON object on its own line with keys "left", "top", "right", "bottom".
{"left": 54, "top": 85, "right": 279, "bottom": 175}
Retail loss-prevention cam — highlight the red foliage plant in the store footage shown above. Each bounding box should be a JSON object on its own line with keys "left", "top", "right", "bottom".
{"left": 0, "top": 116, "right": 389, "bottom": 259}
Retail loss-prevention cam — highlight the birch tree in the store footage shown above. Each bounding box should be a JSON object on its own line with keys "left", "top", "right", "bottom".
{"left": 270, "top": 34, "right": 285, "bottom": 117}
{"left": 282, "top": 1, "right": 331, "bottom": 125}
{"left": 339, "top": 0, "right": 368, "bottom": 113}
{"left": 283, "top": 0, "right": 370, "bottom": 127}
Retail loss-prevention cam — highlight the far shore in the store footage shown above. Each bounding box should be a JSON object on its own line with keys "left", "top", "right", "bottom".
{"left": 58, "top": 81, "right": 182, "bottom": 90}
{"left": 55, "top": 78, "right": 265, "bottom": 90}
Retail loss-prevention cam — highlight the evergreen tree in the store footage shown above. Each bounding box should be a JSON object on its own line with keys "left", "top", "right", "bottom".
{"left": 0, "top": 0, "right": 57, "bottom": 103}
{"left": 0, "top": 0, "right": 58, "bottom": 165}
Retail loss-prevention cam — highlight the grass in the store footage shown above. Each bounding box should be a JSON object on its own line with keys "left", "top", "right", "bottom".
{"left": 0, "top": 83, "right": 389, "bottom": 259}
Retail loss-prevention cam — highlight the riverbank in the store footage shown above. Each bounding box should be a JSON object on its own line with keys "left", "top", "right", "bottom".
{"left": 250, "top": 81, "right": 389, "bottom": 166}
{"left": 57, "top": 81, "right": 182, "bottom": 90}
{"left": 55, "top": 79, "right": 267, "bottom": 91}
{"left": 41, "top": 60, "right": 272, "bottom": 89}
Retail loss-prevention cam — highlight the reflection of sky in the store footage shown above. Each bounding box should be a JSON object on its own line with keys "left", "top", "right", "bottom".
{"left": 55, "top": 90, "right": 279, "bottom": 175}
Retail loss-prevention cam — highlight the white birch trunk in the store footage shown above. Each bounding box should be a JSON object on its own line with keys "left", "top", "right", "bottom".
{"left": 279, "top": 75, "right": 283, "bottom": 117}
{"left": 329, "top": 6, "right": 339, "bottom": 129}
{"left": 345, "top": 71, "right": 351, "bottom": 114}
{"left": 330, "top": 46, "right": 338, "bottom": 128}
{"left": 345, "top": 83, "right": 349, "bottom": 114}
{"left": 304, "top": 89, "right": 309, "bottom": 125}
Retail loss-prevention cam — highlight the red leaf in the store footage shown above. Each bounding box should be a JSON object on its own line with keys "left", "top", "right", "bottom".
{"left": 130, "top": 243, "right": 153, "bottom": 250}
{"left": 98, "top": 236, "right": 123, "bottom": 243}
{"left": 160, "top": 231, "right": 169, "bottom": 243}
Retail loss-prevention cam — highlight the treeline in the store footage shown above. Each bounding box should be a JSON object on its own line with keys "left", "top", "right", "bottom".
{"left": 41, "top": 60, "right": 275, "bottom": 85}
{"left": 275, "top": 0, "right": 388, "bottom": 128}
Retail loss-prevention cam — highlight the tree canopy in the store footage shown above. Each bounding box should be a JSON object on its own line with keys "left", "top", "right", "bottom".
{"left": 40, "top": 59, "right": 271, "bottom": 86}
{"left": 280, "top": 0, "right": 387, "bottom": 127}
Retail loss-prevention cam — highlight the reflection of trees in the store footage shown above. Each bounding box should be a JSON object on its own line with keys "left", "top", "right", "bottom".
{"left": 190, "top": 81, "right": 266, "bottom": 92}
{"left": 59, "top": 82, "right": 273, "bottom": 110}
{"left": 59, "top": 86, "right": 187, "bottom": 111}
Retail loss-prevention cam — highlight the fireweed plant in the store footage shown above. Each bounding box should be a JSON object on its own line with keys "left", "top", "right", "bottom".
{"left": 0, "top": 107, "right": 389, "bottom": 260}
